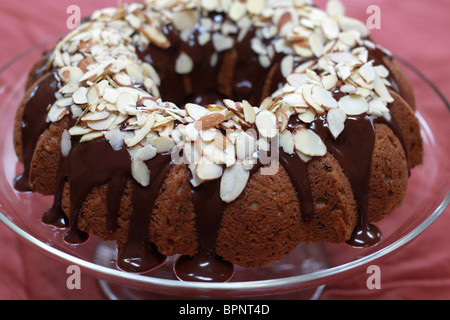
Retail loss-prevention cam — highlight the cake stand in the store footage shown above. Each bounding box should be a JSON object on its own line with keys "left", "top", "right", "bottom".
{"left": 0, "top": 37, "right": 448, "bottom": 300}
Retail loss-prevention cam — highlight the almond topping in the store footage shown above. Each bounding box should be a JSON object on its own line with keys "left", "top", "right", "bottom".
{"left": 194, "top": 112, "right": 226, "bottom": 130}
{"left": 293, "top": 128, "right": 326, "bottom": 157}
{"left": 255, "top": 110, "right": 278, "bottom": 138}
{"left": 131, "top": 158, "right": 150, "bottom": 187}
{"left": 338, "top": 94, "right": 369, "bottom": 115}
{"left": 220, "top": 163, "right": 250, "bottom": 203}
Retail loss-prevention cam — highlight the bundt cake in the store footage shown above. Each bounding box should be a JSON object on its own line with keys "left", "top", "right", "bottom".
{"left": 13, "top": 0, "right": 423, "bottom": 282}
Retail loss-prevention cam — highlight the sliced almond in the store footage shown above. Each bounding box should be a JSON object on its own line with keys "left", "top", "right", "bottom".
{"left": 104, "top": 127, "right": 124, "bottom": 151}
{"left": 195, "top": 156, "right": 223, "bottom": 181}
{"left": 220, "top": 163, "right": 249, "bottom": 203}
{"left": 223, "top": 99, "right": 243, "bottom": 117}
{"left": 68, "top": 125, "right": 93, "bottom": 136}
{"left": 87, "top": 84, "right": 100, "bottom": 107}
{"left": 373, "top": 76, "right": 394, "bottom": 103}
{"left": 131, "top": 158, "right": 150, "bottom": 187}
{"left": 202, "top": 141, "right": 226, "bottom": 165}
{"left": 358, "top": 63, "right": 376, "bottom": 83}
{"left": 153, "top": 136, "right": 175, "bottom": 153}
{"left": 337, "top": 16, "right": 369, "bottom": 38}
{"left": 255, "top": 110, "right": 278, "bottom": 138}
{"left": 235, "top": 131, "right": 256, "bottom": 160}
{"left": 368, "top": 97, "right": 390, "bottom": 117}
{"left": 312, "top": 85, "right": 338, "bottom": 110}
{"left": 338, "top": 30, "right": 359, "bottom": 47}
{"left": 327, "top": 0, "right": 346, "bottom": 16}
{"left": 199, "top": 128, "right": 218, "bottom": 141}
{"left": 81, "top": 110, "right": 110, "bottom": 121}
{"left": 229, "top": 1, "right": 247, "bottom": 21}
{"left": 309, "top": 33, "right": 324, "bottom": 58}
{"left": 293, "top": 128, "right": 326, "bottom": 156}
{"left": 55, "top": 97, "right": 73, "bottom": 108}
{"left": 60, "top": 129, "right": 72, "bottom": 157}
{"left": 242, "top": 100, "right": 256, "bottom": 123}
{"left": 125, "top": 115, "right": 155, "bottom": 147}
{"left": 116, "top": 91, "right": 137, "bottom": 115}
{"left": 185, "top": 103, "right": 209, "bottom": 120}
{"left": 172, "top": 10, "right": 199, "bottom": 31}
{"left": 103, "top": 88, "right": 119, "bottom": 104}
{"left": 302, "top": 84, "right": 325, "bottom": 114}
{"left": 246, "top": 0, "right": 265, "bottom": 15}
{"left": 183, "top": 122, "right": 200, "bottom": 141}
{"left": 79, "top": 131, "right": 103, "bottom": 143}
{"left": 194, "top": 112, "right": 225, "bottom": 130}
{"left": 72, "top": 87, "right": 88, "bottom": 105}
{"left": 296, "top": 149, "right": 312, "bottom": 163}
{"left": 141, "top": 25, "right": 170, "bottom": 49}
{"left": 279, "top": 129, "right": 295, "bottom": 154}
{"left": 59, "top": 66, "right": 83, "bottom": 85}
{"left": 113, "top": 72, "right": 133, "bottom": 86}
{"left": 86, "top": 114, "right": 117, "bottom": 131}
{"left": 297, "top": 108, "right": 316, "bottom": 123}
{"left": 183, "top": 141, "right": 201, "bottom": 165}
{"left": 283, "top": 93, "right": 308, "bottom": 108}
{"left": 281, "top": 55, "right": 294, "bottom": 78}
{"left": 286, "top": 73, "right": 309, "bottom": 88}
{"left": 213, "top": 132, "right": 228, "bottom": 150}
{"left": 175, "top": 52, "right": 194, "bottom": 74}
{"left": 78, "top": 57, "right": 96, "bottom": 73}
{"left": 327, "top": 108, "right": 347, "bottom": 139}
{"left": 212, "top": 33, "right": 234, "bottom": 52}
{"left": 338, "top": 94, "right": 369, "bottom": 115}
{"left": 322, "top": 17, "right": 340, "bottom": 40}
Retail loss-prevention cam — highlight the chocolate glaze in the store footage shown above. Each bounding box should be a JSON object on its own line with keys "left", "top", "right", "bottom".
{"left": 136, "top": 12, "right": 285, "bottom": 108}
{"left": 15, "top": 11, "right": 415, "bottom": 281}
{"left": 174, "top": 179, "right": 234, "bottom": 282}
{"left": 309, "top": 114, "right": 381, "bottom": 247}
{"left": 14, "top": 72, "right": 60, "bottom": 192}
{"left": 117, "top": 152, "right": 172, "bottom": 273}
{"left": 279, "top": 151, "right": 315, "bottom": 222}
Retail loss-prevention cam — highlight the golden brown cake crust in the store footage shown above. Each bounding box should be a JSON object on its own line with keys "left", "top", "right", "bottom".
{"left": 368, "top": 123, "right": 409, "bottom": 223}
{"left": 388, "top": 89, "right": 424, "bottom": 168}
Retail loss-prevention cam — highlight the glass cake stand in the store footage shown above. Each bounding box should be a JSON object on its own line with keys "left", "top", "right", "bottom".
{"left": 0, "top": 38, "right": 448, "bottom": 300}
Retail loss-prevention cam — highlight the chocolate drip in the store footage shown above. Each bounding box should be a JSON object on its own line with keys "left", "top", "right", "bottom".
{"left": 174, "top": 179, "right": 234, "bottom": 282}
{"left": 310, "top": 114, "right": 381, "bottom": 247}
{"left": 117, "top": 153, "right": 172, "bottom": 273}
{"left": 279, "top": 151, "right": 315, "bottom": 222}
{"left": 42, "top": 137, "right": 171, "bottom": 272}
{"left": 46, "top": 138, "right": 133, "bottom": 243}
{"left": 14, "top": 72, "right": 60, "bottom": 191}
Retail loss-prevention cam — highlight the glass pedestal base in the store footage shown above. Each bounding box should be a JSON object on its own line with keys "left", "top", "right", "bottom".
{"left": 93, "top": 240, "right": 329, "bottom": 300}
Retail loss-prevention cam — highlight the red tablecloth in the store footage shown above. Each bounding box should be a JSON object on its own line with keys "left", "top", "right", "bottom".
{"left": 0, "top": 0, "right": 449, "bottom": 300}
